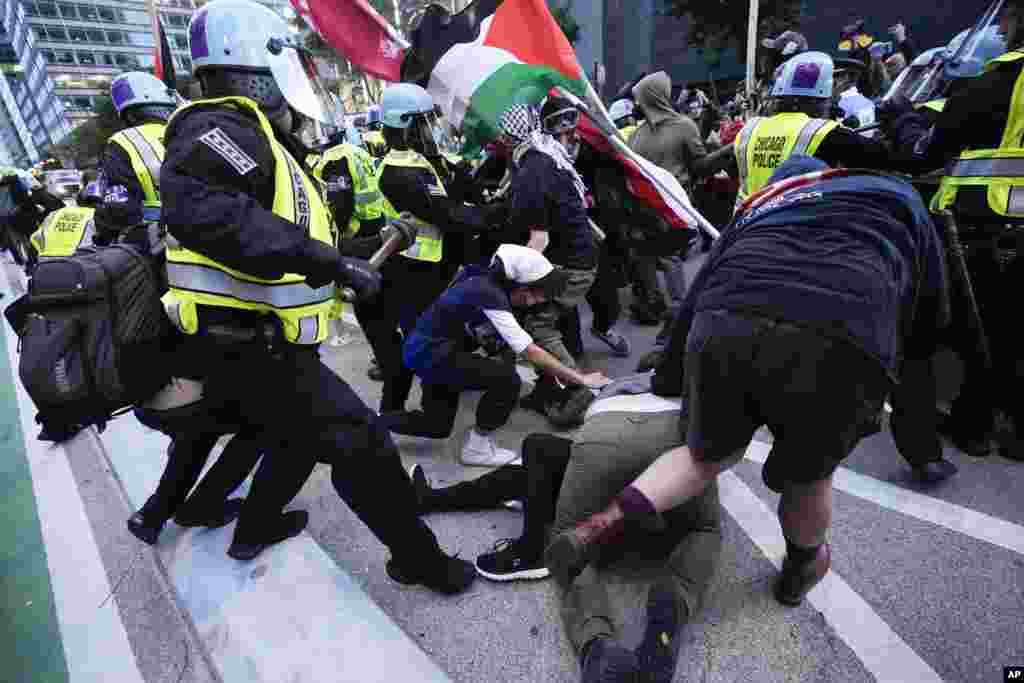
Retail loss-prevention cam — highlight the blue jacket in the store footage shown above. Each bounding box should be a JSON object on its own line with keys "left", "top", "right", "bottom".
{"left": 403, "top": 265, "right": 513, "bottom": 381}
{"left": 678, "top": 156, "right": 949, "bottom": 380}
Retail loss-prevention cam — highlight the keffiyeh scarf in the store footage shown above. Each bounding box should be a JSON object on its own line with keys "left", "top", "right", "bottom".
{"left": 499, "top": 104, "right": 587, "bottom": 204}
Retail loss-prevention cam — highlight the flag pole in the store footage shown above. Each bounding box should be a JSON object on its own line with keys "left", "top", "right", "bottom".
{"left": 555, "top": 87, "right": 720, "bottom": 240}
{"left": 745, "top": 0, "right": 759, "bottom": 98}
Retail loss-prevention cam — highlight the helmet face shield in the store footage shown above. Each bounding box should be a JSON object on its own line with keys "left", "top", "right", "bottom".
{"left": 266, "top": 38, "right": 342, "bottom": 127}
{"left": 409, "top": 112, "right": 441, "bottom": 157}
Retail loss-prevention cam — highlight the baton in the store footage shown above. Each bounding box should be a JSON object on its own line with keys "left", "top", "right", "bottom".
{"left": 339, "top": 218, "right": 418, "bottom": 303}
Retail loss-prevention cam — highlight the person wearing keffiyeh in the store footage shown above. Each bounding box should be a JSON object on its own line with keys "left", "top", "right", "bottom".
{"left": 497, "top": 99, "right": 602, "bottom": 428}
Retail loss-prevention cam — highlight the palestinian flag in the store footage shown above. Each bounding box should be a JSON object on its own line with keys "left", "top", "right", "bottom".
{"left": 401, "top": 0, "right": 586, "bottom": 153}
{"left": 577, "top": 116, "right": 712, "bottom": 233}
{"left": 153, "top": 19, "right": 176, "bottom": 91}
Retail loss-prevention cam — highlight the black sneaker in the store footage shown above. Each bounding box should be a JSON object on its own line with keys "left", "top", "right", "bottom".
{"left": 127, "top": 510, "right": 166, "bottom": 546}
{"left": 635, "top": 580, "right": 683, "bottom": 683}
{"left": 581, "top": 637, "right": 640, "bottom": 683}
{"left": 387, "top": 552, "right": 477, "bottom": 595}
{"left": 227, "top": 510, "right": 309, "bottom": 561}
{"left": 476, "top": 538, "right": 550, "bottom": 582}
{"left": 367, "top": 357, "right": 384, "bottom": 382}
{"left": 174, "top": 498, "right": 245, "bottom": 528}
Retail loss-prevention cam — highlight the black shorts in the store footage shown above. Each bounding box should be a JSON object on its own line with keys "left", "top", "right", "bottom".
{"left": 684, "top": 310, "right": 889, "bottom": 484}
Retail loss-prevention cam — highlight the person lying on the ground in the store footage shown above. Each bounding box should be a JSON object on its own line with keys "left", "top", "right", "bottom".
{"left": 378, "top": 244, "right": 611, "bottom": 468}
{"left": 409, "top": 367, "right": 721, "bottom": 683}
{"left": 545, "top": 156, "right": 952, "bottom": 615}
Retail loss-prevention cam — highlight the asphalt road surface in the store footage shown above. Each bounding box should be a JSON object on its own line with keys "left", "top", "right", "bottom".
{"left": 2, "top": 255, "right": 1022, "bottom": 683}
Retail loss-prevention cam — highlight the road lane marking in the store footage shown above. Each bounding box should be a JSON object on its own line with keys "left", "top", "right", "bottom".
{"left": 718, "top": 470, "right": 944, "bottom": 683}
{"left": 745, "top": 440, "right": 1024, "bottom": 557}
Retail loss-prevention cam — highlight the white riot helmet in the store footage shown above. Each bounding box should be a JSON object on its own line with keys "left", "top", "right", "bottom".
{"left": 188, "top": 0, "right": 341, "bottom": 128}
{"left": 110, "top": 72, "right": 177, "bottom": 124}
{"left": 608, "top": 99, "right": 635, "bottom": 126}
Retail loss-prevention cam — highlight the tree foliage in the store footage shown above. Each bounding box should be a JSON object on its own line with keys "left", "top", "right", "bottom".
{"left": 51, "top": 96, "right": 123, "bottom": 169}
{"left": 664, "top": 0, "right": 802, "bottom": 57}
{"left": 551, "top": 3, "right": 581, "bottom": 46}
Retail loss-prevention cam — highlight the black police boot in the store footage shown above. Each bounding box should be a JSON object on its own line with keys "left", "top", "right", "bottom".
{"left": 227, "top": 510, "right": 309, "bottom": 561}
{"left": 386, "top": 551, "right": 477, "bottom": 595}
{"left": 126, "top": 508, "right": 167, "bottom": 546}
{"left": 911, "top": 458, "right": 959, "bottom": 484}
{"left": 174, "top": 498, "right": 246, "bottom": 528}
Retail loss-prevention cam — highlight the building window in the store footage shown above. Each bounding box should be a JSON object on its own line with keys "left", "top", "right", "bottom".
{"left": 40, "top": 48, "right": 56, "bottom": 63}
{"left": 54, "top": 50, "right": 74, "bottom": 64}
{"left": 127, "top": 31, "right": 155, "bottom": 47}
{"left": 25, "top": 3, "right": 39, "bottom": 16}
{"left": 57, "top": 3, "right": 77, "bottom": 19}
{"left": 172, "top": 33, "right": 187, "bottom": 50}
{"left": 162, "top": 13, "right": 186, "bottom": 28}
{"left": 68, "top": 28, "right": 88, "bottom": 42}
{"left": 72, "top": 95, "right": 91, "bottom": 109}
{"left": 37, "top": 2, "right": 58, "bottom": 18}
{"left": 86, "top": 28, "right": 104, "bottom": 42}
{"left": 76, "top": 51, "right": 95, "bottom": 65}
{"left": 114, "top": 53, "right": 139, "bottom": 68}
{"left": 106, "top": 30, "right": 124, "bottom": 44}
{"left": 78, "top": 4, "right": 97, "bottom": 21}
{"left": 41, "top": 25, "right": 68, "bottom": 42}
{"left": 97, "top": 6, "right": 114, "bottom": 21}
{"left": 175, "top": 54, "right": 190, "bottom": 71}
{"left": 122, "top": 9, "right": 148, "bottom": 24}
{"left": 100, "top": 52, "right": 114, "bottom": 65}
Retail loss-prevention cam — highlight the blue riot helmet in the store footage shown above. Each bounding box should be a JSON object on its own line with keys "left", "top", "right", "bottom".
{"left": 380, "top": 83, "right": 441, "bottom": 157}
{"left": 884, "top": 47, "right": 948, "bottom": 103}
{"left": 945, "top": 26, "right": 1008, "bottom": 79}
{"left": 770, "top": 51, "right": 834, "bottom": 117}
{"left": 367, "top": 105, "right": 383, "bottom": 129}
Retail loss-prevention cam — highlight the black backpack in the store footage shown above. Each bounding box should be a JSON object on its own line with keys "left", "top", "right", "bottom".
{"left": 5, "top": 244, "right": 172, "bottom": 441}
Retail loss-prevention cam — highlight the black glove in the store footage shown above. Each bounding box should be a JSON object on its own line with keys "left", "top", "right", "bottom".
{"left": 337, "top": 256, "right": 382, "bottom": 301}
{"left": 485, "top": 202, "right": 510, "bottom": 229}
{"left": 876, "top": 93, "right": 913, "bottom": 126}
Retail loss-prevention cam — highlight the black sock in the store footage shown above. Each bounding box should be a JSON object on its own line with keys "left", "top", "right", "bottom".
{"left": 785, "top": 537, "right": 821, "bottom": 565}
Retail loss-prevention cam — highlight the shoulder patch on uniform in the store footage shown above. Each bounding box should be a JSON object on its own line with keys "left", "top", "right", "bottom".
{"left": 198, "top": 127, "right": 258, "bottom": 175}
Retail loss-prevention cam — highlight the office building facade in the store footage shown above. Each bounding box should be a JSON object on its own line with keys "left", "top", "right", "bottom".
{"left": 0, "top": 0, "right": 68, "bottom": 166}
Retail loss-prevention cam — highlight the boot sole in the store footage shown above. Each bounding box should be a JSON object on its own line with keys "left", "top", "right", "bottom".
{"left": 475, "top": 564, "right": 550, "bottom": 582}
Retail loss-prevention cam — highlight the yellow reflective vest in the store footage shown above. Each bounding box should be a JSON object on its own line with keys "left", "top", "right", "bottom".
{"left": 108, "top": 122, "right": 165, "bottom": 223}
{"left": 733, "top": 113, "right": 839, "bottom": 203}
{"left": 377, "top": 148, "right": 445, "bottom": 263}
{"left": 932, "top": 52, "right": 1024, "bottom": 219}
{"left": 162, "top": 96, "right": 336, "bottom": 345}
{"left": 364, "top": 130, "right": 388, "bottom": 158}
{"left": 312, "top": 142, "right": 385, "bottom": 237}
{"left": 619, "top": 124, "right": 638, "bottom": 141}
{"left": 30, "top": 206, "right": 96, "bottom": 258}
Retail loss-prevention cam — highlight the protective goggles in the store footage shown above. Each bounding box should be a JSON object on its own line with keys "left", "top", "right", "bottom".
{"left": 543, "top": 107, "right": 580, "bottom": 135}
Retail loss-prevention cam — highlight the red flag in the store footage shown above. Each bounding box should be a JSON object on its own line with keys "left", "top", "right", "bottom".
{"left": 576, "top": 116, "right": 708, "bottom": 232}
{"left": 290, "top": 0, "right": 408, "bottom": 82}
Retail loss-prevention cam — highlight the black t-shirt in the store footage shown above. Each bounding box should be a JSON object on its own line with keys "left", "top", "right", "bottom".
{"left": 511, "top": 150, "right": 597, "bottom": 270}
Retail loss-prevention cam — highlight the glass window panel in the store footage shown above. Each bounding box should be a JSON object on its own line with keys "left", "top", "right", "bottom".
{"left": 55, "top": 50, "right": 73, "bottom": 64}
{"left": 25, "top": 3, "right": 39, "bottom": 16}
{"left": 172, "top": 34, "right": 187, "bottom": 50}
{"left": 128, "top": 31, "right": 155, "bottom": 47}
{"left": 97, "top": 6, "right": 114, "bottom": 21}
{"left": 45, "top": 25, "right": 68, "bottom": 41}
{"left": 37, "top": 2, "right": 57, "bottom": 18}
{"left": 57, "top": 3, "right": 76, "bottom": 19}
{"left": 76, "top": 51, "right": 95, "bottom": 64}
{"left": 40, "top": 49, "right": 55, "bottom": 63}
{"left": 78, "top": 4, "right": 97, "bottom": 21}
{"left": 114, "top": 53, "right": 138, "bottom": 67}
{"left": 122, "top": 9, "right": 147, "bottom": 24}
{"left": 105, "top": 30, "right": 123, "bottom": 44}
{"left": 72, "top": 95, "right": 91, "bottom": 109}
{"left": 86, "top": 28, "right": 104, "bottom": 42}
{"left": 100, "top": 52, "right": 114, "bottom": 65}
{"left": 67, "top": 28, "right": 87, "bottom": 42}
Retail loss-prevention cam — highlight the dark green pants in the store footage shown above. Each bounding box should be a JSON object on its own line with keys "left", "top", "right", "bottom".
{"left": 552, "top": 410, "right": 723, "bottom": 652}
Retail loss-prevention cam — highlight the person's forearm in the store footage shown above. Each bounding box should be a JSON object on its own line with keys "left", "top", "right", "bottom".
{"left": 527, "top": 230, "right": 549, "bottom": 252}
{"left": 524, "top": 344, "right": 585, "bottom": 385}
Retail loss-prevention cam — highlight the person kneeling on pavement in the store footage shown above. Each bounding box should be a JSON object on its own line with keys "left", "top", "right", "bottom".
{"left": 408, "top": 349, "right": 721, "bottom": 683}
{"left": 545, "top": 156, "right": 953, "bottom": 615}
{"left": 379, "top": 244, "right": 611, "bottom": 467}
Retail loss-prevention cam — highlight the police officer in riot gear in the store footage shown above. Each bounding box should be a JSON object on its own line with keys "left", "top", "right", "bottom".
{"left": 96, "top": 71, "right": 176, "bottom": 245}
{"left": 157, "top": 0, "right": 476, "bottom": 591}
{"left": 883, "top": 0, "right": 1024, "bottom": 461}
{"left": 368, "top": 83, "right": 506, "bottom": 465}
{"left": 732, "top": 52, "right": 890, "bottom": 205}
{"left": 29, "top": 181, "right": 103, "bottom": 263}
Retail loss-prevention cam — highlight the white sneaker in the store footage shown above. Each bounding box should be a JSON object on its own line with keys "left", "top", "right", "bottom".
{"left": 460, "top": 429, "right": 519, "bottom": 467}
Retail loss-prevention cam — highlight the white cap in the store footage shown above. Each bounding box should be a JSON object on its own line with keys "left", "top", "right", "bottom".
{"left": 492, "top": 244, "right": 569, "bottom": 295}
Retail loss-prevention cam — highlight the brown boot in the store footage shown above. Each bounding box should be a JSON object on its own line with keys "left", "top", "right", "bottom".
{"left": 774, "top": 542, "right": 831, "bottom": 606}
